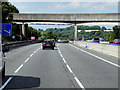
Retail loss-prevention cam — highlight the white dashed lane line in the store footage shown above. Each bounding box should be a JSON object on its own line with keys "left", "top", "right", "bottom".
{"left": 14, "top": 64, "right": 24, "bottom": 73}
{"left": 60, "top": 53, "right": 63, "bottom": 58}
{"left": 1, "top": 47, "right": 41, "bottom": 90}
{"left": 57, "top": 45, "right": 85, "bottom": 90}
{"left": 66, "top": 64, "right": 73, "bottom": 73}
{"left": 74, "top": 77, "right": 85, "bottom": 90}
{"left": 30, "top": 53, "right": 34, "bottom": 57}
{"left": 62, "top": 58, "right": 67, "bottom": 64}
{"left": 24, "top": 58, "right": 30, "bottom": 63}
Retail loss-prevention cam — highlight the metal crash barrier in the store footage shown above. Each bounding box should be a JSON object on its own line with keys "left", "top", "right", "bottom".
{"left": 2, "top": 40, "right": 42, "bottom": 52}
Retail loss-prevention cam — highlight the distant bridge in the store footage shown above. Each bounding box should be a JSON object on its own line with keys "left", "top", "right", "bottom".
{"left": 13, "top": 13, "right": 120, "bottom": 40}
{"left": 13, "top": 13, "right": 120, "bottom": 23}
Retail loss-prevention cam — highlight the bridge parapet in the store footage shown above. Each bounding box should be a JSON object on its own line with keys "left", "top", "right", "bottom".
{"left": 13, "top": 13, "right": 120, "bottom": 22}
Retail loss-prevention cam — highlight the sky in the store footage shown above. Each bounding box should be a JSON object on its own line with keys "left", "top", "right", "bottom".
{"left": 9, "top": 2, "right": 119, "bottom": 30}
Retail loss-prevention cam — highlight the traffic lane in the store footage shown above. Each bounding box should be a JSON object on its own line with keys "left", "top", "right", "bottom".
{"left": 59, "top": 43, "right": 118, "bottom": 88}
{"left": 72, "top": 43, "right": 118, "bottom": 65}
{"left": 5, "top": 45, "right": 77, "bottom": 89}
{"left": 5, "top": 43, "right": 41, "bottom": 75}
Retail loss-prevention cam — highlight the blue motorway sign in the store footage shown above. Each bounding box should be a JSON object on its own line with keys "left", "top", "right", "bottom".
{"left": 1, "top": 24, "right": 12, "bottom": 36}
{"left": 100, "top": 37, "right": 103, "bottom": 40}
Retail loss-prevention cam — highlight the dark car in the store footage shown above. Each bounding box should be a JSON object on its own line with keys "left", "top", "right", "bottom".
{"left": 49, "top": 39, "right": 55, "bottom": 47}
{"left": 94, "top": 38, "right": 100, "bottom": 43}
{"left": 42, "top": 39, "right": 55, "bottom": 50}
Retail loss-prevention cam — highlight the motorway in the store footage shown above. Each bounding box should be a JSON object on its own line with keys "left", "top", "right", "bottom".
{"left": 2, "top": 43, "right": 119, "bottom": 90}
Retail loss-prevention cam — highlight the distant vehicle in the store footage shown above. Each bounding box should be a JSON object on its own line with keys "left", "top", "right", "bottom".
{"left": 58, "top": 39, "right": 62, "bottom": 43}
{"left": 62, "top": 40, "right": 67, "bottom": 43}
{"left": 42, "top": 39, "right": 55, "bottom": 50}
{"left": 58, "top": 39, "right": 69, "bottom": 43}
{"left": 113, "top": 39, "right": 120, "bottom": 44}
{"left": 93, "top": 38, "right": 100, "bottom": 43}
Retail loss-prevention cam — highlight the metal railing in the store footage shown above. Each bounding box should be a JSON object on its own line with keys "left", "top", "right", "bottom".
{"left": 2, "top": 40, "right": 42, "bottom": 52}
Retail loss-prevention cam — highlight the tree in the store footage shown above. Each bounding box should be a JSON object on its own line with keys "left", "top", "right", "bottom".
{"left": 2, "top": 2, "right": 19, "bottom": 23}
{"left": 113, "top": 26, "right": 120, "bottom": 39}
{"left": 2, "top": 2, "right": 19, "bottom": 42}
{"left": 101, "top": 26, "right": 106, "bottom": 30}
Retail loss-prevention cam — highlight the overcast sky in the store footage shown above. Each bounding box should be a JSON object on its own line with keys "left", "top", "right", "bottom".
{"left": 9, "top": 2, "right": 118, "bottom": 30}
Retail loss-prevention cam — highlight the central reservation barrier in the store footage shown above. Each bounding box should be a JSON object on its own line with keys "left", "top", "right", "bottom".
{"left": 74, "top": 41, "right": 119, "bottom": 58}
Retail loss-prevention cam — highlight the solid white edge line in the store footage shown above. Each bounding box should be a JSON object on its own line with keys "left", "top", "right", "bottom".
{"left": 25, "top": 58, "right": 30, "bottom": 63}
{"left": 69, "top": 44, "right": 120, "bottom": 68}
{"left": 0, "top": 77, "right": 13, "bottom": 90}
{"left": 74, "top": 77, "right": 85, "bottom": 90}
{"left": 66, "top": 64, "right": 73, "bottom": 73}
{"left": 14, "top": 64, "right": 23, "bottom": 73}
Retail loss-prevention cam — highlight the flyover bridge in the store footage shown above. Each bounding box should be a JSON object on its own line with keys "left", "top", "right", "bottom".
{"left": 13, "top": 13, "right": 120, "bottom": 40}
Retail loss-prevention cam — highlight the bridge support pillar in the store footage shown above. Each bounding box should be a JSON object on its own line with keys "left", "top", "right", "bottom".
{"left": 74, "top": 25, "right": 77, "bottom": 40}
{"left": 22, "top": 23, "right": 28, "bottom": 40}
{"left": 17, "top": 24, "right": 22, "bottom": 40}
{"left": 22, "top": 23, "right": 25, "bottom": 40}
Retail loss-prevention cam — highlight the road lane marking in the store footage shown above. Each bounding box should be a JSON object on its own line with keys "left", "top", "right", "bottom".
{"left": 66, "top": 64, "right": 73, "bottom": 73}
{"left": 1, "top": 47, "right": 42, "bottom": 90}
{"left": 0, "top": 77, "right": 13, "bottom": 90}
{"left": 14, "top": 64, "right": 23, "bottom": 73}
{"left": 24, "top": 58, "right": 30, "bottom": 63}
{"left": 69, "top": 44, "right": 120, "bottom": 68}
{"left": 30, "top": 54, "right": 33, "bottom": 57}
{"left": 37, "top": 49, "right": 39, "bottom": 51}
{"left": 63, "top": 58, "right": 67, "bottom": 63}
{"left": 74, "top": 77, "right": 85, "bottom": 90}
{"left": 34, "top": 51, "right": 37, "bottom": 54}
{"left": 60, "top": 53, "right": 63, "bottom": 57}
{"left": 59, "top": 51, "right": 61, "bottom": 54}
{"left": 58, "top": 44, "right": 85, "bottom": 89}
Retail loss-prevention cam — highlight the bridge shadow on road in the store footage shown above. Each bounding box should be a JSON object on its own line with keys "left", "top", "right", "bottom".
{"left": 4, "top": 75, "right": 40, "bottom": 89}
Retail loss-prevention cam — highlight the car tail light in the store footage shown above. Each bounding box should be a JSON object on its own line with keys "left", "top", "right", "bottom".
{"left": 43, "top": 43, "right": 45, "bottom": 45}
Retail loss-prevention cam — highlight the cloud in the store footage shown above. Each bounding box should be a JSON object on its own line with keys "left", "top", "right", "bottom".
{"left": 69, "top": 1, "right": 80, "bottom": 8}
{"left": 10, "top": 2, "right": 118, "bottom": 13}
{"left": 55, "top": 2, "right": 81, "bottom": 9}
{"left": 87, "top": 2, "right": 118, "bottom": 13}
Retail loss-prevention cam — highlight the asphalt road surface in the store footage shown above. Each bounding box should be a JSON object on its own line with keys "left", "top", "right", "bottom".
{"left": 2, "top": 43, "right": 119, "bottom": 90}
